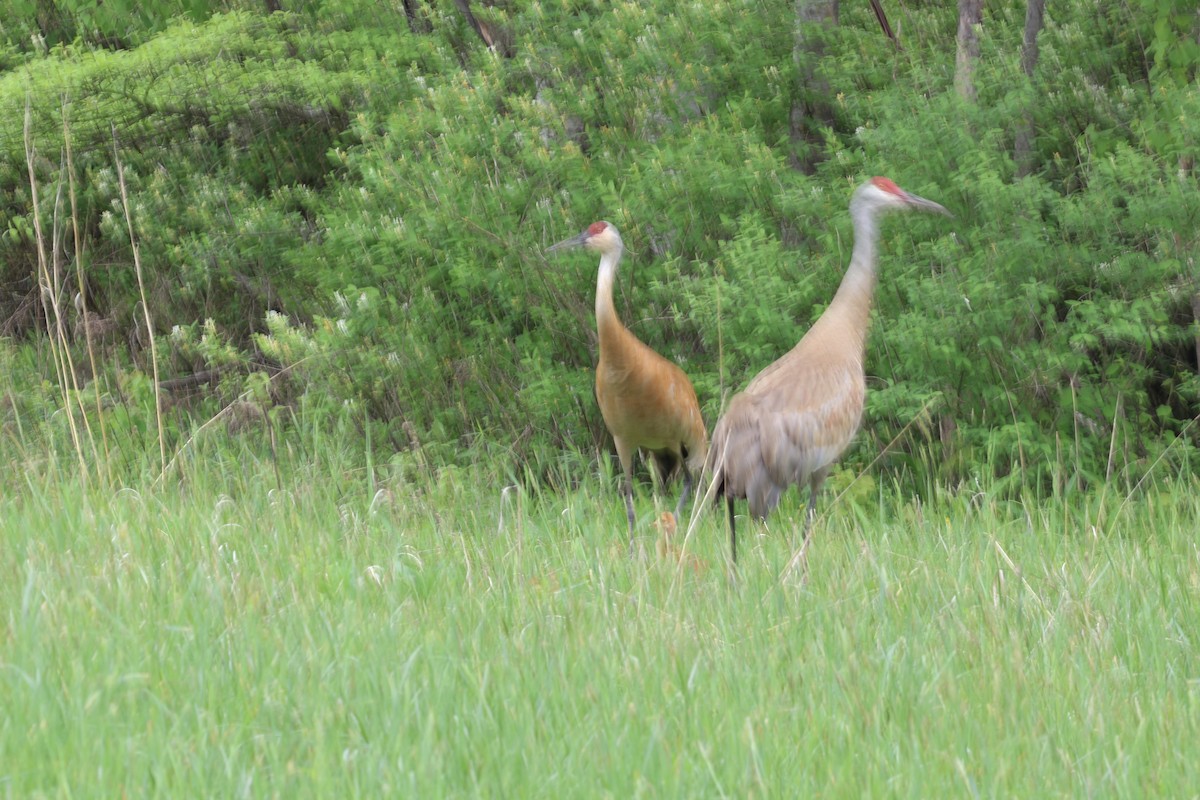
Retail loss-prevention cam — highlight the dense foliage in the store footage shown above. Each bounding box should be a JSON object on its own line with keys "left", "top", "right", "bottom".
{"left": 1, "top": 0, "right": 1197, "bottom": 491}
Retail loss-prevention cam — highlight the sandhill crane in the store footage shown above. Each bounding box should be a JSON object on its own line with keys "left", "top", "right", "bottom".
{"left": 72, "top": 292, "right": 118, "bottom": 344}
{"left": 548, "top": 221, "right": 708, "bottom": 554}
{"left": 707, "top": 177, "right": 950, "bottom": 563}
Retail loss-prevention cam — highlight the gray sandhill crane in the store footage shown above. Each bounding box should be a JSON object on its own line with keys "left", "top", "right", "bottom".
{"left": 548, "top": 221, "right": 708, "bottom": 554}
{"left": 72, "top": 292, "right": 119, "bottom": 344}
{"left": 707, "top": 177, "right": 950, "bottom": 563}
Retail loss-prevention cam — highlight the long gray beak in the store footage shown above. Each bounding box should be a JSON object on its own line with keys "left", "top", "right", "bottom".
{"left": 905, "top": 191, "right": 953, "bottom": 218}
{"left": 546, "top": 231, "right": 589, "bottom": 253}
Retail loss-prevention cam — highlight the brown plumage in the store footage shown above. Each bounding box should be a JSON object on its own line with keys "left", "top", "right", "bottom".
{"left": 548, "top": 221, "right": 708, "bottom": 554}
{"left": 707, "top": 177, "right": 951, "bottom": 563}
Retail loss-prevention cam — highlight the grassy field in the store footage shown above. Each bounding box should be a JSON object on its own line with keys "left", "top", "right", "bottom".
{"left": 2, "top": 444, "right": 1199, "bottom": 797}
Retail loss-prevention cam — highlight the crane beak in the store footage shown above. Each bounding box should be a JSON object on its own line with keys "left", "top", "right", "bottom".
{"left": 546, "top": 231, "right": 590, "bottom": 253}
{"left": 904, "top": 192, "right": 953, "bottom": 217}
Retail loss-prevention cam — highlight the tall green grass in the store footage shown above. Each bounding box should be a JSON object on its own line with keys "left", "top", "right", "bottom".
{"left": 2, "top": 437, "right": 1198, "bottom": 796}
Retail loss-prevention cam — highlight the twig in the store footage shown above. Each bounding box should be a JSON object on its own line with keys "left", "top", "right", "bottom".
{"left": 65, "top": 93, "right": 112, "bottom": 477}
{"left": 1110, "top": 415, "right": 1198, "bottom": 529}
{"left": 157, "top": 369, "right": 227, "bottom": 392}
{"left": 26, "top": 98, "right": 89, "bottom": 486}
{"left": 112, "top": 124, "right": 167, "bottom": 475}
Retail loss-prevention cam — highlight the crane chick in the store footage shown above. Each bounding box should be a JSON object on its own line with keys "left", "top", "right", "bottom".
{"left": 708, "top": 177, "right": 951, "bottom": 563}
{"left": 548, "top": 221, "right": 708, "bottom": 555}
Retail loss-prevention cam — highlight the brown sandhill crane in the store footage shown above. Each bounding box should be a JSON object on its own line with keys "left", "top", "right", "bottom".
{"left": 707, "top": 177, "right": 950, "bottom": 563}
{"left": 548, "top": 221, "right": 708, "bottom": 554}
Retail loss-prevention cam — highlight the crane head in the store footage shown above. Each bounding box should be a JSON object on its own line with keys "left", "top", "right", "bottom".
{"left": 546, "top": 220, "right": 624, "bottom": 256}
{"left": 854, "top": 177, "right": 952, "bottom": 218}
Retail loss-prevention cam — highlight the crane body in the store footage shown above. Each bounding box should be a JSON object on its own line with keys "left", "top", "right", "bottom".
{"left": 708, "top": 177, "right": 950, "bottom": 563}
{"left": 548, "top": 221, "right": 708, "bottom": 553}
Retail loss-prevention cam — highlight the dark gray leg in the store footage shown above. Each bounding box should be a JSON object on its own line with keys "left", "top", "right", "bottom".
{"left": 727, "top": 496, "right": 737, "bottom": 564}
{"left": 623, "top": 476, "right": 638, "bottom": 556}
{"left": 801, "top": 471, "right": 828, "bottom": 544}
{"left": 673, "top": 465, "right": 693, "bottom": 521}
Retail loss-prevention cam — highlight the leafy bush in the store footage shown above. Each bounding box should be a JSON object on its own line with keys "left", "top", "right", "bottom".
{"left": 2, "top": 0, "right": 1197, "bottom": 492}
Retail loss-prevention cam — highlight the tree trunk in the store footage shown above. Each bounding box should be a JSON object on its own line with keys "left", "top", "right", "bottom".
{"left": 400, "top": 0, "right": 432, "bottom": 34}
{"left": 1183, "top": 8, "right": 1200, "bottom": 180}
{"left": 1192, "top": 292, "right": 1200, "bottom": 379}
{"left": 868, "top": 0, "right": 900, "bottom": 48}
{"left": 790, "top": 0, "right": 838, "bottom": 174}
{"left": 454, "top": 0, "right": 513, "bottom": 56}
{"left": 1013, "top": 0, "right": 1045, "bottom": 177}
{"left": 955, "top": 0, "right": 984, "bottom": 103}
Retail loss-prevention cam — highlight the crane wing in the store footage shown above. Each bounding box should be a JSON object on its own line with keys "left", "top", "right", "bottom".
{"left": 596, "top": 328, "right": 708, "bottom": 470}
{"left": 711, "top": 353, "right": 865, "bottom": 517}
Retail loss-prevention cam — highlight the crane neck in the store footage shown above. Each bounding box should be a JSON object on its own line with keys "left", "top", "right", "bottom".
{"left": 595, "top": 247, "right": 624, "bottom": 335}
{"left": 821, "top": 204, "right": 881, "bottom": 358}
{"left": 847, "top": 201, "right": 880, "bottom": 280}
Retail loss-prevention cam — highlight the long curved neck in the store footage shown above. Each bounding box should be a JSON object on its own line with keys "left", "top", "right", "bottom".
{"left": 821, "top": 203, "right": 880, "bottom": 359}
{"left": 595, "top": 247, "right": 626, "bottom": 343}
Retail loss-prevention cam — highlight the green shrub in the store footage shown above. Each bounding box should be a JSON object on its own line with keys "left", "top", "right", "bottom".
{"left": 2, "top": 0, "right": 1197, "bottom": 492}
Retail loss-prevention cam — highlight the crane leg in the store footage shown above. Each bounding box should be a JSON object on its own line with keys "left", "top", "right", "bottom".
{"left": 785, "top": 474, "right": 827, "bottom": 582}
{"left": 801, "top": 470, "right": 828, "bottom": 544}
{"left": 622, "top": 475, "right": 637, "bottom": 556}
{"left": 613, "top": 438, "right": 638, "bottom": 556}
{"left": 727, "top": 496, "right": 737, "bottom": 564}
{"left": 802, "top": 488, "right": 818, "bottom": 542}
{"left": 673, "top": 464, "right": 694, "bottom": 522}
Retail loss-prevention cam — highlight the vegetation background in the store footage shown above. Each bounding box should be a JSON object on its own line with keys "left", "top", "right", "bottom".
{"left": 1, "top": 0, "right": 1197, "bottom": 490}
{"left": 1, "top": 0, "right": 1199, "bottom": 794}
